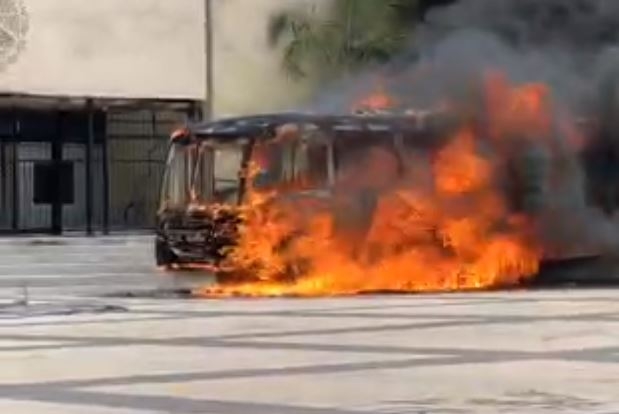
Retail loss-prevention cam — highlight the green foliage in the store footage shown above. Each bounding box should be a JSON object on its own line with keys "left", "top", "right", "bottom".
{"left": 268, "top": 0, "right": 419, "bottom": 80}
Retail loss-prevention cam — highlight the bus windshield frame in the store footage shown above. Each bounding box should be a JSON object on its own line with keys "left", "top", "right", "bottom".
{"left": 159, "top": 124, "right": 336, "bottom": 212}
{"left": 159, "top": 138, "right": 250, "bottom": 210}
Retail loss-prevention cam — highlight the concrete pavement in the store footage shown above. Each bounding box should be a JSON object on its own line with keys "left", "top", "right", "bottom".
{"left": 0, "top": 235, "right": 618, "bottom": 413}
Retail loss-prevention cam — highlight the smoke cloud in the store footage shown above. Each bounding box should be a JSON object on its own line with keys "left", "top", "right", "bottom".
{"left": 309, "top": 0, "right": 619, "bottom": 259}
{"left": 315, "top": 0, "right": 619, "bottom": 111}
{"left": 211, "top": 0, "right": 321, "bottom": 116}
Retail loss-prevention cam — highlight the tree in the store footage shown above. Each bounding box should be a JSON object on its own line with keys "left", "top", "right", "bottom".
{"left": 268, "top": 0, "right": 420, "bottom": 81}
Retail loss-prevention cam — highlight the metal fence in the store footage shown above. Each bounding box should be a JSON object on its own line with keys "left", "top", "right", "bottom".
{"left": 0, "top": 100, "right": 196, "bottom": 234}
{"left": 107, "top": 109, "right": 185, "bottom": 229}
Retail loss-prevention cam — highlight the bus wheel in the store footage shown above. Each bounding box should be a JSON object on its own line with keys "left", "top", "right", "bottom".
{"left": 155, "top": 239, "right": 177, "bottom": 268}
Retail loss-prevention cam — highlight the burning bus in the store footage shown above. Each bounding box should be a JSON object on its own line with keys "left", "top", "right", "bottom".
{"left": 155, "top": 74, "right": 619, "bottom": 297}
{"left": 156, "top": 111, "right": 454, "bottom": 270}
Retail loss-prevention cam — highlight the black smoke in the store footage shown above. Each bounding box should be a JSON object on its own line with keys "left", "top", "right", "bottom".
{"left": 310, "top": 0, "right": 619, "bottom": 259}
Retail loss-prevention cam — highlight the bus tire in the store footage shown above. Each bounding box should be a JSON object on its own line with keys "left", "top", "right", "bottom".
{"left": 155, "top": 238, "right": 177, "bottom": 268}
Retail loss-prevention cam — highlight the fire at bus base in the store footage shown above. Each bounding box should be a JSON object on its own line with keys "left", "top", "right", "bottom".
{"left": 155, "top": 70, "right": 611, "bottom": 298}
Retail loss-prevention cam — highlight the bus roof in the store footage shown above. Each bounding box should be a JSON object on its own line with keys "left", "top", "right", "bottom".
{"left": 171, "top": 111, "right": 449, "bottom": 144}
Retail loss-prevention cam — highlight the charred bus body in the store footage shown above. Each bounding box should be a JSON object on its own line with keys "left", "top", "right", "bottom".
{"left": 155, "top": 111, "right": 456, "bottom": 269}
{"left": 155, "top": 110, "right": 616, "bottom": 273}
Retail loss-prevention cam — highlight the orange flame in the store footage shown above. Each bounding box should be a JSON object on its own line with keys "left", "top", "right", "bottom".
{"left": 352, "top": 79, "right": 397, "bottom": 112}
{"left": 195, "top": 72, "right": 563, "bottom": 298}
{"left": 484, "top": 70, "right": 553, "bottom": 142}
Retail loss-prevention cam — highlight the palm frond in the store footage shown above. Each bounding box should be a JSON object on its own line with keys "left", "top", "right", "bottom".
{"left": 282, "top": 40, "right": 307, "bottom": 79}
{"left": 267, "top": 13, "right": 290, "bottom": 46}
{"left": 267, "top": 0, "right": 421, "bottom": 80}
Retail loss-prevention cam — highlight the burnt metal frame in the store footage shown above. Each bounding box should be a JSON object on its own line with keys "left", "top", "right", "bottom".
{"left": 186, "top": 112, "right": 431, "bottom": 140}
{"left": 163, "top": 112, "right": 433, "bottom": 210}
{"left": 155, "top": 112, "right": 439, "bottom": 269}
{"left": 155, "top": 111, "right": 457, "bottom": 269}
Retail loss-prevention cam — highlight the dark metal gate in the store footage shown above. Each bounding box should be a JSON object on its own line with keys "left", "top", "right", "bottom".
{"left": 0, "top": 97, "right": 198, "bottom": 234}
{"left": 107, "top": 109, "right": 185, "bottom": 230}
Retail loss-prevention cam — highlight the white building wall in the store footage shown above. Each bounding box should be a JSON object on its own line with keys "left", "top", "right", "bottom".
{"left": 0, "top": 0, "right": 206, "bottom": 100}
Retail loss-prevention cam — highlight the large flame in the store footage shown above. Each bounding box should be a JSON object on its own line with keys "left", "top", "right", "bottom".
{"left": 195, "top": 72, "right": 564, "bottom": 298}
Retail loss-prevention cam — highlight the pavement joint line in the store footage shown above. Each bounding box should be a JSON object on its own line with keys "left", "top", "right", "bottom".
{"left": 0, "top": 314, "right": 184, "bottom": 328}
{"left": 0, "top": 307, "right": 607, "bottom": 338}
{"left": 0, "top": 273, "right": 155, "bottom": 279}
{"left": 0, "top": 387, "right": 370, "bottom": 414}
{"left": 0, "top": 354, "right": 528, "bottom": 390}
{"left": 7, "top": 343, "right": 618, "bottom": 392}
{"left": 130, "top": 308, "right": 619, "bottom": 325}
{"left": 4, "top": 330, "right": 619, "bottom": 365}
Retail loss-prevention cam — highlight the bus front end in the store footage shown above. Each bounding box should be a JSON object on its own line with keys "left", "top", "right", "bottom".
{"left": 155, "top": 128, "right": 247, "bottom": 270}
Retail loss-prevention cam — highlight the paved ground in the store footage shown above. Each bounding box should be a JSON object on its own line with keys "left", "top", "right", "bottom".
{"left": 1, "top": 235, "right": 619, "bottom": 413}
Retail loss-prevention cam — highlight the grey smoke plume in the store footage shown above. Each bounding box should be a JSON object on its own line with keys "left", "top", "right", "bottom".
{"left": 211, "top": 0, "right": 320, "bottom": 116}
{"left": 416, "top": 0, "right": 619, "bottom": 257}
{"left": 413, "top": 0, "right": 619, "bottom": 110}
{"left": 315, "top": 0, "right": 619, "bottom": 112}
{"left": 310, "top": 0, "right": 619, "bottom": 258}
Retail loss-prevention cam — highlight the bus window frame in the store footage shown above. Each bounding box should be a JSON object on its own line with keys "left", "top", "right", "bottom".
{"left": 331, "top": 129, "right": 403, "bottom": 180}
{"left": 247, "top": 125, "right": 333, "bottom": 193}
{"left": 159, "top": 123, "right": 408, "bottom": 213}
{"left": 191, "top": 139, "right": 250, "bottom": 205}
{"left": 159, "top": 141, "right": 196, "bottom": 211}
{"left": 159, "top": 137, "right": 252, "bottom": 211}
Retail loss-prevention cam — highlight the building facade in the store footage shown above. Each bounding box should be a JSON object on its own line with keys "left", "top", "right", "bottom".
{"left": 0, "top": 0, "right": 206, "bottom": 233}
